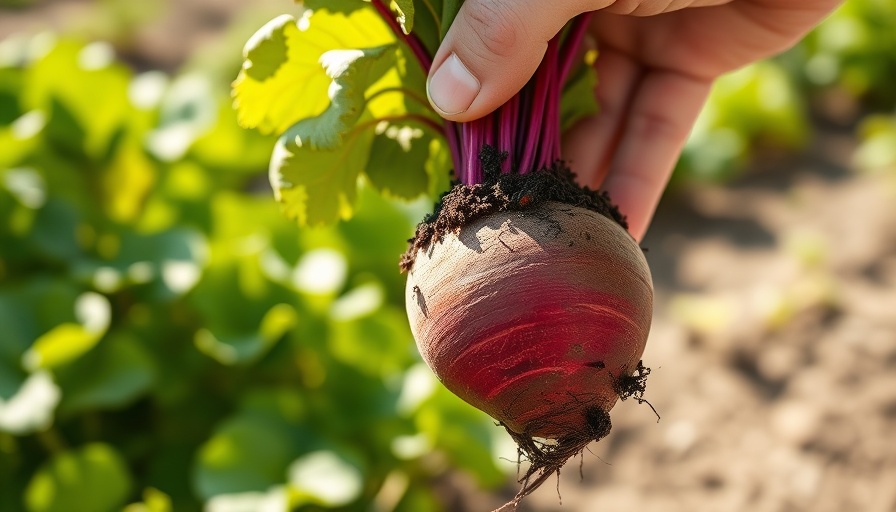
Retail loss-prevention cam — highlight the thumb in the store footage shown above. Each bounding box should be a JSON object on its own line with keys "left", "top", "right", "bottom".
{"left": 427, "top": 0, "right": 598, "bottom": 121}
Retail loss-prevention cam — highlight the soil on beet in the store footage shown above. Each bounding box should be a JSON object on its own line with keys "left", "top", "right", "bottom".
{"left": 399, "top": 146, "right": 628, "bottom": 272}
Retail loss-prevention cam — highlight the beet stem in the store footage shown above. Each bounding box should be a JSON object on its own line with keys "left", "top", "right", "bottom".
{"left": 370, "top": 0, "right": 432, "bottom": 72}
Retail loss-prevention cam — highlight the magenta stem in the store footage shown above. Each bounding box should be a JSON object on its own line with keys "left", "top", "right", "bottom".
{"left": 369, "top": 5, "right": 592, "bottom": 186}
{"left": 559, "top": 13, "right": 593, "bottom": 83}
{"left": 370, "top": 0, "right": 432, "bottom": 72}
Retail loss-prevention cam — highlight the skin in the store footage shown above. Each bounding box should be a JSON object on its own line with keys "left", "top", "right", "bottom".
{"left": 427, "top": 0, "right": 843, "bottom": 240}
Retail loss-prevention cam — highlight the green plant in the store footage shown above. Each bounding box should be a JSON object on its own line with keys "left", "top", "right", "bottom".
{"left": 1, "top": 33, "right": 506, "bottom": 512}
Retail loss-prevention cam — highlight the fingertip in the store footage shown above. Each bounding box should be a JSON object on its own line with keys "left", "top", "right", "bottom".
{"left": 426, "top": 53, "right": 481, "bottom": 117}
{"left": 427, "top": 0, "right": 576, "bottom": 121}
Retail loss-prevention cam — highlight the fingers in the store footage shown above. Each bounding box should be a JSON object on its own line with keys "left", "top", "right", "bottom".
{"left": 602, "top": 0, "right": 732, "bottom": 16}
{"left": 427, "top": 0, "right": 603, "bottom": 121}
{"left": 597, "top": 70, "right": 712, "bottom": 241}
{"left": 561, "top": 49, "right": 642, "bottom": 187}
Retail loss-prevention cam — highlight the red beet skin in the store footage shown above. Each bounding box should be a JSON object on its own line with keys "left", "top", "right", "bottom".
{"left": 405, "top": 202, "right": 653, "bottom": 438}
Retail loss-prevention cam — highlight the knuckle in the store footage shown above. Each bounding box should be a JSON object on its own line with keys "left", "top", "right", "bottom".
{"left": 608, "top": 0, "right": 641, "bottom": 15}
{"left": 629, "top": 108, "right": 690, "bottom": 144}
{"left": 461, "top": 1, "right": 524, "bottom": 59}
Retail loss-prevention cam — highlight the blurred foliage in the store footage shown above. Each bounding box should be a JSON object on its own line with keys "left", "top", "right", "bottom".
{"left": 675, "top": 0, "right": 896, "bottom": 183}
{"left": 798, "top": 0, "right": 896, "bottom": 108}
{"left": 854, "top": 114, "right": 896, "bottom": 174}
{"left": 1, "top": 0, "right": 896, "bottom": 510}
{"left": 0, "top": 33, "right": 507, "bottom": 512}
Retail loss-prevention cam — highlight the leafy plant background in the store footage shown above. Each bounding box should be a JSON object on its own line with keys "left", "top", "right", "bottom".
{"left": 1, "top": 0, "right": 895, "bottom": 511}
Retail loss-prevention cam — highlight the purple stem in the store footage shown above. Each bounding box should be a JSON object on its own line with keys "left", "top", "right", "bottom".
{"left": 499, "top": 96, "right": 517, "bottom": 173}
{"left": 559, "top": 13, "right": 593, "bottom": 83}
{"left": 370, "top": 0, "right": 432, "bottom": 72}
{"left": 369, "top": 5, "right": 594, "bottom": 185}
{"left": 518, "top": 38, "right": 558, "bottom": 175}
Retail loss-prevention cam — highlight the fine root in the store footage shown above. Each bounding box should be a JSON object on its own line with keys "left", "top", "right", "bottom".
{"left": 613, "top": 360, "right": 660, "bottom": 422}
{"left": 492, "top": 407, "right": 612, "bottom": 512}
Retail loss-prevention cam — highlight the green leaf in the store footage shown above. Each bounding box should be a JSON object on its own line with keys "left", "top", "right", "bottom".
{"left": 233, "top": 9, "right": 395, "bottom": 136}
{"left": 242, "top": 18, "right": 290, "bottom": 82}
{"left": 44, "top": 96, "right": 87, "bottom": 158}
{"left": 270, "top": 121, "right": 375, "bottom": 226}
{"left": 23, "top": 40, "right": 134, "bottom": 159}
{"left": 391, "top": 0, "right": 415, "bottom": 35}
{"left": 300, "top": 0, "right": 366, "bottom": 14}
{"left": 440, "top": 0, "right": 463, "bottom": 39}
{"left": 424, "top": 136, "right": 453, "bottom": 197}
{"left": 288, "top": 450, "right": 363, "bottom": 507}
{"left": 22, "top": 292, "right": 111, "bottom": 371}
{"left": 194, "top": 303, "right": 298, "bottom": 366}
{"left": 264, "top": 43, "right": 406, "bottom": 226}
{"left": 122, "top": 488, "right": 172, "bottom": 512}
{"left": 0, "top": 370, "right": 60, "bottom": 435}
{"left": 329, "top": 297, "right": 416, "bottom": 377}
{"left": 195, "top": 415, "right": 299, "bottom": 499}
{"left": 560, "top": 52, "right": 599, "bottom": 133}
{"left": 22, "top": 324, "right": 100, "bottom": 371}
{"left": 301, "top": 44, "right": 398, "bottom": 149}
{"left": 0, "top": 281, "right": 85, "bottom": 368}
{"left": 405, "top": 0, "right": 439, "bottom": 55}
{"left": 365, "top": 122, "right": 431, "bottom": 199}
{"left": 25, "top": 443, "right": 132, "bottom": 512}
{"left": 417, "top": 387, "right": 506, "bottom": 487}
{"left": 56, "top": 333, "right": 156, "bottom": 414}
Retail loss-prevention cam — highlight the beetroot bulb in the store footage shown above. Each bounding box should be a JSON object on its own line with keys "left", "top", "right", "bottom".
{"left": 400, "top": 157, "right": 654, "bottom": 504}
{"left": 405, "top": 200, "right": 652, "bottom": 440}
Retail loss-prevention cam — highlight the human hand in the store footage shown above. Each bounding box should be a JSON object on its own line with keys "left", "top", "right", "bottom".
{"left": 426, "top": 0, "right": 842, "bottom": 240}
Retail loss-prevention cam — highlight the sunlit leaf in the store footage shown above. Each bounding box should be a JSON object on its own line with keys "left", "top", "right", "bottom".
{"left": 23, "top": 39, "right": 134, "bottom": 158}
{"left": 22, "top": 292, "right": 111, "bottom": 371}
{"left": 22, "top": 324, "right": 100, "bottom": 371}
{"left": 288, "top": 450, "right": 363, "bottom": 506}
{"left": 391, "top": 0, "right": 415, "bottom": 34}
{"left": 24, "top": 443, "right": 132, "bottom": 512}
{"left": 0, "top": 282, "right": 83, "bottom": 368}
{"left": 417, "top": 387, "right": 505, "bottom": 487}
{"left": 195, "top": 415, "right": 299, "bottom": 499}
{"left": 329, "top": 300, "right": 415, "bottom": 377}
{"left": 270, "top": 121, "right": 375, "bottom": 226}
{"left": 204, "top": 487, "right": 288, "bottom": 512}
{"left": 101, "top": 143, "right": 156, "bottom": 223}
{"left": 233, "top": 9, "right": 394, "bottom": 135}
{"left": 0, "top": 371, "right": 60, "bottom": 435}
{"left": 122, "top": 488, "right": 173, "bottom": 512}
{"left": 301, "top": 0, "right": 367, "bottom": 14}
{"left": 194, "top": 303, "right": 298, "bottom": 366}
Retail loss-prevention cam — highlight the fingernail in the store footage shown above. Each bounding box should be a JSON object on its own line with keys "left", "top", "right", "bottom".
{"left": 427, "top": 53, "right": 480, "bottom": 115}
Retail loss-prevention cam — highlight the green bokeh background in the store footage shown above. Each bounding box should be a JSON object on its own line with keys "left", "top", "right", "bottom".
{"left": 1, "top": 0, "right": 895, "bottom": 511}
